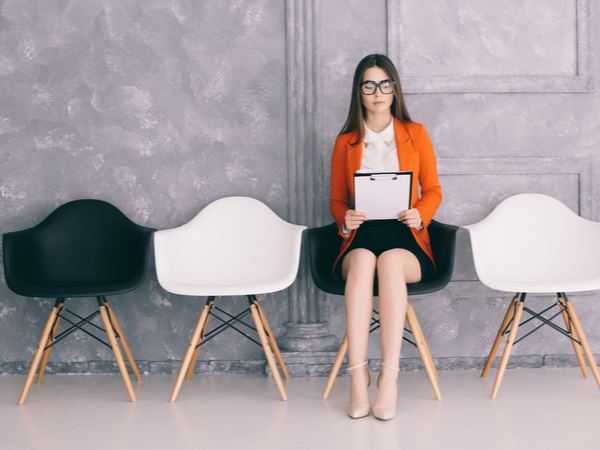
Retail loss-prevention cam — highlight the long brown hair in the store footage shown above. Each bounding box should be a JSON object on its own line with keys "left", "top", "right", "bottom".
{"left": 339, "top": 54, "right": 412, "bottom": 145}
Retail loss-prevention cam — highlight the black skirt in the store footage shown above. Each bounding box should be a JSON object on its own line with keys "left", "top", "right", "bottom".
{"left": 337, "top": 219, "right": 435, "bottom": 282}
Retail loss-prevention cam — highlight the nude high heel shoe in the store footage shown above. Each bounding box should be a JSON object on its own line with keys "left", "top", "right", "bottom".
{"left": 347, "top": 361, "right": 372, "bottom": 419}
{"left": 373, "top": 362, "right": 400, "bottom": 421}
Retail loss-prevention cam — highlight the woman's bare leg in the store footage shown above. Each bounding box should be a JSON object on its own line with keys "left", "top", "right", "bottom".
{"left": 374, "top": 249, "right": 421, "bottom": 409}
{"left": 342, "top": 248, "right": 377, "bottom": 407}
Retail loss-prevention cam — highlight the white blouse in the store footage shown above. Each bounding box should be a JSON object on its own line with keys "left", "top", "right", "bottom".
{"left": 360, "top": 118, "right": 399, "bottom": 171}
{"left": 342, "top": 118, "right": 402, "bottom": 236}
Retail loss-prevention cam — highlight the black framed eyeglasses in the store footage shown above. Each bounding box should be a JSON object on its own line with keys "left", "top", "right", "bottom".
{"left": 360, "top": 79, "right": 395, "bottom": 95}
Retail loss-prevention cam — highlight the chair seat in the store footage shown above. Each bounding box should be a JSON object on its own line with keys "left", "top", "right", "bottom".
{"left": 464, "top": 193, "right": 600, "bottom": 293}
{"left": 308, "top": 220, "right": 458, "bottom": 297}
{"left": 474, "top": 278, "right": 600, "bottom": 295}
{"left": 6, "top": 281, "right": 149, "bottom": 299}
{"left": 156, "top": 281, "right": 296, "bottom": 297}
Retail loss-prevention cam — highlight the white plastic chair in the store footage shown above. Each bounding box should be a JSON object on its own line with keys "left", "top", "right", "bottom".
{"left": 154, "top": 196, "right": 306, "bottom": 402}
{"left": 464, "top": 193, "right": 600, "bottom": 398}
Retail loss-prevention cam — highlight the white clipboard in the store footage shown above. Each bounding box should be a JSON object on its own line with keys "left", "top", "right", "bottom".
{"left": 353, "top": 171, "right": 413, "bottom": 220}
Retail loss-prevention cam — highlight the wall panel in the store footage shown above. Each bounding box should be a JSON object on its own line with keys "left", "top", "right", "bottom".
{"left": 389, "top": 0, "right": 592, "bottom": 92}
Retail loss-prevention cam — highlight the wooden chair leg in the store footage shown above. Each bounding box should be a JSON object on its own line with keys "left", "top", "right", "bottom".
{"left": 557, "top": 295, "right": 588, "bottom": 378}
{"left": 18, "top": 307, "right": 59, "bottom": 405}
{"left": 250, "top": 303, "right": 288, "bottom": 401}
{"left": 562, "top": 296, "right": 600, "bottom": 391}
{"left": 406, "top": 299, "right": 438, "bottom": 378}
{"left": 482, "top": 295, "right": 519, "bottom": 378}
{"left": 490, "top": 297, "right": 525, "bottom": 399}
{"left": 322, "top": 334, "right": 348, "bottom": 399}
{"left": 185, "top": 344, "right": 203, "bottom": 381}
{"left": 170, "top": 304, "right": 211, "bottom": 402}
{"left": 37, "top": 301, "right": 65, "bottom": 384}
{"left": 406, "top": 300, "right": 442, "bottom": 400}
{"left": 105, "top": 301, "right": 141, "bottom": 381}
{"left": 254, "top": 299, "right": 290, "bottom": 380}
{"left": 185, "top": 300, "right": 213, "bottom": 381}
{"left": 99, "top": 304, "right": 136, "bottom": 402}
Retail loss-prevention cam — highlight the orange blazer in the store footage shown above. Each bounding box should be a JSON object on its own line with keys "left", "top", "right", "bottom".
{"left": 330, "top": 118, "right": 443, "bottom": 275}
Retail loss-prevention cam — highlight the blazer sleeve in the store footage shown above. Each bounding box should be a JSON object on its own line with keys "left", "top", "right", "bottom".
{"left": 329, "top": 136, "right": 352, "bottom": 239}
{"left": 412, "top": 125, "right": 442, "bottom": 228}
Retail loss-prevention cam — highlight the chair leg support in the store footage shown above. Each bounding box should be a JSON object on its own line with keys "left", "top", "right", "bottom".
{"left": 407, "top": 299, "right": 438, "bottom": 379}
{"left": 490, "top": 296, "right": 525, "bottom": 399}
{"left": 322, "top": 334, "right": 348, "bottom": 399}
{"left": 253, "top": 298, "right": 290, "bottom": 380}
{"left": 170, "top": 304, "right": 211, "bottom": 402}
{"left": 557, "top": 295, "right": 588, "bottom": 378}
{"left": 250, "top": 304, "right": 288, "bottom": 401}
{"left": 482, "top": 295, "right": 519, "bottom": 378}
{"left": 105, "top": 300, "right": 141, "bottom": 381}
{"left": 37, "top": 300, "right": 65, "bottom": 384}
{"left": 99, "top": 305, "right": 136, "bottom": 402}
{"left": 561, "top": 295, "right": 600, "bottom": 391}
{"left": 18, "top": 307, "right": 60, "bottom": 405}
{"left": 185, "top": 300, "right": 214, "bottom": 381}
{"left": 406, "top": 300, "right": 442, "bottom": 400}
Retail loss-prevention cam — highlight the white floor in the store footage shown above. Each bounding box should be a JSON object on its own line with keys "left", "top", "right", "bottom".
{"left": 1, "top": 367, "right": 599, "bottom": 450}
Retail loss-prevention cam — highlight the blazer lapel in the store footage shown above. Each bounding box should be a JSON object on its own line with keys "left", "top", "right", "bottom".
{"left": 394, "top": 118, "right": 412, "bottom": 172}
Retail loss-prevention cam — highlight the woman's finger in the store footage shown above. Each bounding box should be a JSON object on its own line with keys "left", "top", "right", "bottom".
{"left": 345, "top": 210, "right": 368, "bottom": 230}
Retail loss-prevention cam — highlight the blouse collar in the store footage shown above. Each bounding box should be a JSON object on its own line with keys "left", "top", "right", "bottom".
{"left": 364, "top": 117, "right": 395, "bottom": 144}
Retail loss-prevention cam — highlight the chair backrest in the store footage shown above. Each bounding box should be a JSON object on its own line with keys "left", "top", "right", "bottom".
{"left": 154, "top": 196, "right": 307, "bottom": 296}
{"left": 307, "top": 220, "right": 459, "bottom": 296}
{"left": 463, "top": 193, "right": 600, "bottom": 293}
{"left": 3, "top": 199, "right": 156, "bottom": 298}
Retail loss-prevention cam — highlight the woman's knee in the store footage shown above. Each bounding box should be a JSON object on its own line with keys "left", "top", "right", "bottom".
{"left": 377, "top": 249, "right": 421, "bottom": 282}
{"left": 343, "top": 248, "right": 377, "bottom": 280}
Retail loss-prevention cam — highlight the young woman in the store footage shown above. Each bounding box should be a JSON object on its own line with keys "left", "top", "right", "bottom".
{"left": 330, "top": 54, "right": 442, "bottom": 420}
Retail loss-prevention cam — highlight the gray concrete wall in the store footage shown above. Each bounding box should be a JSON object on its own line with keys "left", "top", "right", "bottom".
{"left": 0, "top": 0, "right": 599, "bottom": 375}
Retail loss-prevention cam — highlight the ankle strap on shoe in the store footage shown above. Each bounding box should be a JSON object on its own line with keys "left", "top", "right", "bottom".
{"left": 381, "top": 362, "right": 400, "bottom": 372}
{"left": 348, "top": 361, "right": 368, "bottom": 371}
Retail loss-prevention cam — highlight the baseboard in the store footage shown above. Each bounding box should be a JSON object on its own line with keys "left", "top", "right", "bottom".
{"left": 0, "top": 353, "right": 593, "bottom": 376}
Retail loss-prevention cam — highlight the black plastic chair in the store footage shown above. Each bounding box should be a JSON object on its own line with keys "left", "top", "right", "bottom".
{"left": 3, "top": 199, "right": 155, "bottom": 404}
{"left": 308, "top": 220, "right": 458, "bottom": 400}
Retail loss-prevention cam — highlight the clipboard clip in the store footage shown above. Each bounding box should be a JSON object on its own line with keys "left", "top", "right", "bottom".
{"left": 370, "top": 174, "right": 398, "bottom": 181}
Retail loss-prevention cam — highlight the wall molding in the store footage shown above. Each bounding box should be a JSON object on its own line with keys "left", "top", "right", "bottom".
{"left": 388, "top": 0, "right": 593, "bottom": 93}
{"left": 436, "top": 157, "right": 597, "bottom": 220}
{"left": 281, "top": 0, "right": 337, "bottom": 352}
{"left": 2, "top": 354, "right": 595, "bottom": 375}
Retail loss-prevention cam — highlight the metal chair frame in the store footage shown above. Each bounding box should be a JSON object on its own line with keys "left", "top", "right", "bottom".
{"left": 19, "top": 296, "right": 141, "bottom": 404}
{"left": 187, "top": 295, "right": 286, "bottom": 353}
{"left": 482, "top": 292, "right": 600, "bottom": 398}
{"left": 43, "top": 298, "right": 127, "bottom": 350}
{"left": 368, "top": 308, "right": 421, "bottom": 347}
{"left": 171, "top": 294, "right": 290, "bottom": 402}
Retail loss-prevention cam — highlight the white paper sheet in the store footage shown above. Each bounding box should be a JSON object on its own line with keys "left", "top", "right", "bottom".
{"left": 353, "top": 171, "right": 413, "bottom": 220}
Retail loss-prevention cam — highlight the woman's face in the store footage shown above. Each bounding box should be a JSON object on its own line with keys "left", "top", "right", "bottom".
{"left": 360, "top": 66, "right": 394, "bottom": 117}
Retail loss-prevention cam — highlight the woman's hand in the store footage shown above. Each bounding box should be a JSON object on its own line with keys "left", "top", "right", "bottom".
{"left": 345, "top": 210, "right": 367, "bottom": 231}
{"left": 398, "top": 208, "right": 423, "bottom": 229}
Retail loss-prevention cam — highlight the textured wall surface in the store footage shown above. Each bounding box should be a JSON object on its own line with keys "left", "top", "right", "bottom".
{"left": 0, "top": 0, "right": 599, "bottom": 374}
{"left": 0, "top": 0, "right": 289, "bottom": 370}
